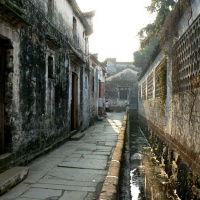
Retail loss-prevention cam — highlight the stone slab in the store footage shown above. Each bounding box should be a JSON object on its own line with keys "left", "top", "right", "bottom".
{"left": 0, "top": 167, "right": 29, "bottom": 195}
{"left": 58, "top": 159, "right": 107, "bottom": 169}
{"left": 78, "top": 154, "right": 108, "bottom": 160}
{"left": 24, "top": 170, "right": 48, "bottom": 184}
{"left": 31, "top": 183, "right": 96, "bottom": 192}
{"left": 47, "top": 168, "right": 106, "bottom": 182}
{"left": 0, "top": 183, "right": 30, "bottom": 200}
{"left": 70, "top": 132, "right": 85, "bottom": 140}
{"left": 59, "top": 191, "right": 88, "bottom": 200}
{"left": 30, "top": 157, "right": 63, "bottom": 171}
{"left": 38, "top": 178, "right": 97, "bottom": 187}
{"left": 20, "top": 187, "right": 62, "bottom": 199}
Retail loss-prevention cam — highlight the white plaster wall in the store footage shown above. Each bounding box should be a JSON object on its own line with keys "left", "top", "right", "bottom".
{"left": 82, "top": 66, "right": 90, "bottom": 128}
{"left": 35, "top": 0, "right": 87, "bottom": 54}
{"left": 138, "top": 0, "right": 200, "bottom": 153}
{"left": 54, "top": 0, "right": 87, "bottom": 53}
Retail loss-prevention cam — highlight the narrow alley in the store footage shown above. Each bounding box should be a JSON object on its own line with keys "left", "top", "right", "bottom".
{"left": 1, "top": 0, "right": 200, "bottom": 200}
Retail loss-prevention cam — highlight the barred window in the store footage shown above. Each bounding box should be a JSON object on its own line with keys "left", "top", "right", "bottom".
{"left": 119, "top": 87, "right": 129, "bottom": 100}
{"left": 138, "top": 85, "right": 141, "bottom": 100}
{"left": 147, "top": 72, "right": 153, "bottom": 99}
{"left": 142, "top": 81, "right": 146, "bottom": 100}
{"left": 173, "top": 15, "right": 200, "bottom": 93}
{"left": 48, "top": 56, "right": 54, "bottom": 79}
{"left": 155, "top": 58, "right": 167, "bottom": 98}
{"left": 155, "top": 65, "right": 161, "bottom": 98}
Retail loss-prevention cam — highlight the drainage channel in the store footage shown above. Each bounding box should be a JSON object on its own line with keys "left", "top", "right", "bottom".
{"left": 119, "top": 110, "right": 180, "bottom": 200}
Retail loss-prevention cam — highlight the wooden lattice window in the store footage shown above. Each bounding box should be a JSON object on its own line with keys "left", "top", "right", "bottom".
{"left": 155, "top": 58, "right": 167, "bottom": 98}
{"left": 147, "top": 72, "right": 153, "bottom": 99}
{"left": 142, "top": 81, "right": 146, "bottom": 100}
{"left": 155, "top": 65, "right": 161, "bottom": 98}
{"left": 138, "top": 85, "right": 141, "bottom": 100}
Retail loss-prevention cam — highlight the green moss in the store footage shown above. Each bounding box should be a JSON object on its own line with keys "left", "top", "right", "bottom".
{"left": 158, "top": 58, "right": 167, "bottom": 115}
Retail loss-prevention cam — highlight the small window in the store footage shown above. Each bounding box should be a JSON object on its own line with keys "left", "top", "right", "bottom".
{"left": 48, "top": 56, "right": 53, "bottom": 79}
{"left": 85, "top": 76, "right": 88, "bottom": 89}
{"left": 142, "top": 81, "right": 146, "bottom": 100}
{"left": 119, "top": 87, "right": 129, "bottom": 100}
{"left": 92, "top": 76, "right": 94, "bottom": 92}
{"left": 73, "top": 17, "right": 77, "bottom": 36}
{"left": 47, "top": 0, "right": 54, "bottom": 19}
{"left": 147, "top": 72, "right": 153, "bottom": 99}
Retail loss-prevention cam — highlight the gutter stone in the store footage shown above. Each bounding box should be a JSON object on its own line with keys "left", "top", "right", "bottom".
{"left": 0, "top": 167, "right": 29, "bottom": 195}
{"left": 99, "top": 114, "right": 127, "bottom": 200}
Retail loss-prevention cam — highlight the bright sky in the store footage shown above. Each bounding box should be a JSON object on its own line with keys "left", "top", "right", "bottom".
{"left": 76, "top": 0, "right": 154, "bottom": 62}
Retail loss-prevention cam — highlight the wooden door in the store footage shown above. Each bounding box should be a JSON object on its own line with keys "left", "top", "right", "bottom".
{"left": 71, "top": 73, "right": 77, "bottom": 131}
{"left": 0, "top": 45, "right": 5, "bottom": 154}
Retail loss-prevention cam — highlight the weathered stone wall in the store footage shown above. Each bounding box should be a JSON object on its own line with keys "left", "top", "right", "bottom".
{"left": 0, "top": 0, "right": 92, "bottom": 169}
{"left": 138, "top": 1, "right": 200, "bottom": 198}
{"left": 89, "top": 66, "right": 98, "bottom": 123}
{"left": 139, "top": 116, "right": 200, "bottom": 200}
{"left": 82, "top": 64, "right": 90, "bottom": 129}
{"left": 13, "top": 0, "right": 70, "bottom": 161}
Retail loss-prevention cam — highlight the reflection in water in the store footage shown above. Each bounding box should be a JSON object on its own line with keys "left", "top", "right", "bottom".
{"left": 129, "top": 131, "right": 181, "bottom": 200}
{"left": 123, "top": 111, "right": 181, "bottom": 200}
{"left": 130, "top": 168, "right": 145, "bottom": 200}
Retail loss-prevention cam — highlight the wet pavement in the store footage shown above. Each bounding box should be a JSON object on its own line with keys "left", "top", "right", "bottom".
{"left": 0, "top": 112, "right": 125, "bottom": 200}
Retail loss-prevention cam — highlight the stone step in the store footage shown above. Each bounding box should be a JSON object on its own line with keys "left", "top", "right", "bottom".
{"left": 0, "top": 167, "right": 29, "bottom": 195}
{"left": 70, "top": 132, "right": 85, "bottom": 141}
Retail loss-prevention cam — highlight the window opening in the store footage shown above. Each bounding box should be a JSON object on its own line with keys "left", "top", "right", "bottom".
{"left": 48, "top": 56, "right": 53, "bottom": 79}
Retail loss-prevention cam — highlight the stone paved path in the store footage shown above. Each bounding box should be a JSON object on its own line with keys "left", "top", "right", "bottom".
{"left": 0, "top": 112, "right": 125, "bottom": 200}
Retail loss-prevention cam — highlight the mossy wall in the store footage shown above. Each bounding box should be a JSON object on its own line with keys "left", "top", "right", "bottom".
{"left": 139, "top": 115, "right": 200, "bottom": 200}
{"left": 0, "top": 0, "right": 87, "bottom": 167}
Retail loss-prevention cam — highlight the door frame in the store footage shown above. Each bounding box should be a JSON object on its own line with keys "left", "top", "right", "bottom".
{"left": 71, "top": 72, "right": 78, "bottom": 131}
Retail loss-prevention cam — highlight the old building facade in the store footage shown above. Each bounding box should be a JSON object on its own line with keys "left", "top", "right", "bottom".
{"left": 103, "top": 59, "right": 140, "bottom": 111}
{"left": 0, "top": 0, "right": 99, "bottom": 172}
{"left": 138, "top": 0, "right": 200, "bottom": 199}
{"left": 89, "top": 54, "right": 106, "bottom": 120}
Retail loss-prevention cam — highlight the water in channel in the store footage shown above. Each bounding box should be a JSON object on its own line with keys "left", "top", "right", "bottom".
{"left": 119, "top": 110, "right": 180, "bottom": 200}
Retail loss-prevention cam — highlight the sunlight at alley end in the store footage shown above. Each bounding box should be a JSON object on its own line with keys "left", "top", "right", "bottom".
{"left": 0, "top": 0, "right": 200, "bottom": 200}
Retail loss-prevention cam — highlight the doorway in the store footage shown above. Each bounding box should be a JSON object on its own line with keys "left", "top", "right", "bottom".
{"left": 71, "top": 73, "right": 78, "bottom": 131}
{"left": 0, "top": 42, "right": 6, "bottom": 154}
{"left": 0, "top": 37, "right": 12, "bottom": 155}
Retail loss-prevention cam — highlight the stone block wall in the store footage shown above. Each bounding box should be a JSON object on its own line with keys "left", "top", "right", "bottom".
{"left": 139, "top": 116, "right": 200, "bottom": 200}
{"left": 138, "top": 0, "right": 200, "bottom": 198}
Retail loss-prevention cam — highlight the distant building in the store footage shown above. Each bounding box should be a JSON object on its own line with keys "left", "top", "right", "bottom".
{"left": 89, "top": 54, "right": 106, "bottom": 121}
{"left": 103, "top": 59, "right": 141, "bottom": 111}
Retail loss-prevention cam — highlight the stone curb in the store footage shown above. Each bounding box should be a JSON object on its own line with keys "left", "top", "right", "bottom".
{"left": 99, "top": 114, "right": 127, "bottom": 200}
